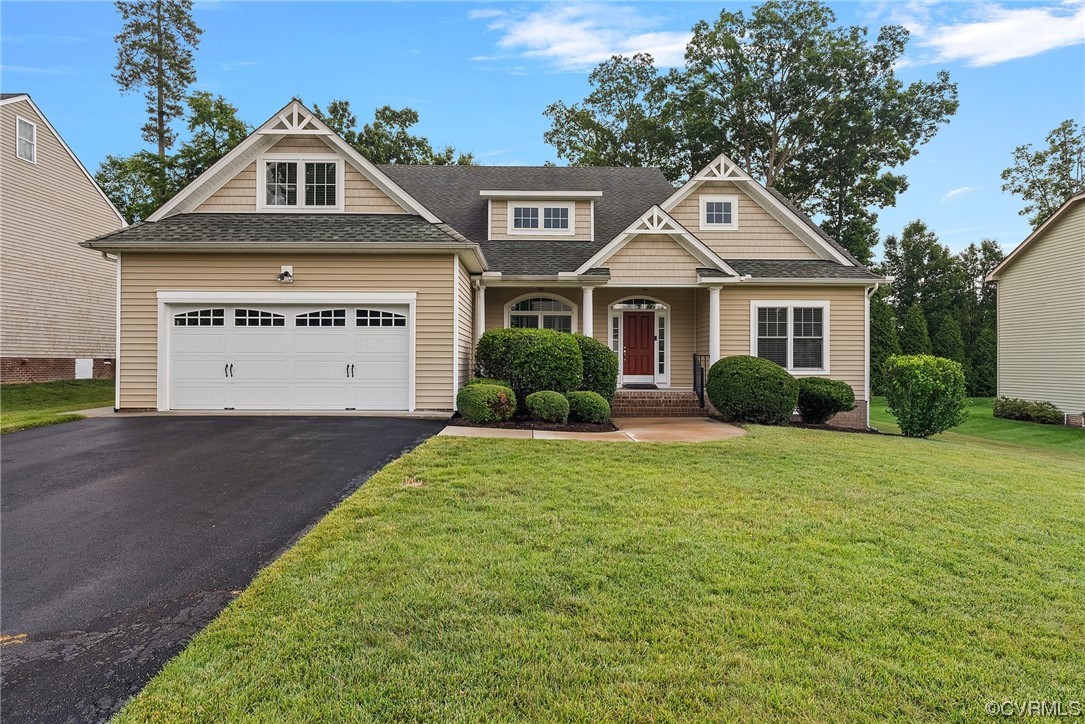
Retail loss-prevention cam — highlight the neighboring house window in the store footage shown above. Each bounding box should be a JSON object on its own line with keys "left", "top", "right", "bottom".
{"left": 752, "top": 302, "right": 828, "bottom": 372}
{"left": 16, "top": 117, "right": 36, "bottom": 163}
{"left": 700, "top": 195, "right": 738, "bottom": 230}
{"left": 261, "top": 158, "right": 341, "bottom": 209}
{"left": 507, "top": 296, "right": 575, "bottom": 333}
{"left": 507, "top": 202, "right": 575, "bottom": 235}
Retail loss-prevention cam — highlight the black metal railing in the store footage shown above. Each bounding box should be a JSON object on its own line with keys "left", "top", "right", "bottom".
{"left": 693, "top": 354, "right": 709, "bottom": 408}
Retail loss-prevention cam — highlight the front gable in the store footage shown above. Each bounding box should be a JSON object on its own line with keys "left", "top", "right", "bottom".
{"left": 150, "top": 100, "right": 435, "bottom": 221}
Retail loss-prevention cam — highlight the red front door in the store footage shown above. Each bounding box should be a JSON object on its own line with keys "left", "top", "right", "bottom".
{"left": 623, "top": 312, "right": 654, "bottom": 376}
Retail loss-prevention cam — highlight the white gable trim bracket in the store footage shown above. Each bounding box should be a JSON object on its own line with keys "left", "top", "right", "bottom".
{"left": 659, "top": 153, "right": 853, "bottom": 267}
{"left": 148, "top": 99, "right": 442, "bottom": 224}
{"left": 575, "top": 205, "right": 739, "bottom": 277}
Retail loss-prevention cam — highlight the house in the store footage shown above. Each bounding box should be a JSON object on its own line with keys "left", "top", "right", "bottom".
{"left": 1, "top": 93, "right": 126, "bottom": 383}
{"left": 985, "top": 193, "right": 1085, "bottom": 426}
{"left": 82, "top": 99, "right": 886, "bottom": 426}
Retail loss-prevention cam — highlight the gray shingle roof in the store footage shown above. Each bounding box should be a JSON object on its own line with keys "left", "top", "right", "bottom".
{"left": 83, "top": 212, "right": 470, "bottom": 248}
{"left": 381, "top": 165, "right": 675, "bottom": 274}
{"left": 724, "top": 259, "right": 883, "bottom": 280}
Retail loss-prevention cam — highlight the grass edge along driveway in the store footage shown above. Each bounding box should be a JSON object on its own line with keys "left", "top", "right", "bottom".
{"left": 117, "top": 428, "right": 1083, "bottom": 722}
{"left": 0, "top": 379, "right": 114, "bottom": 434}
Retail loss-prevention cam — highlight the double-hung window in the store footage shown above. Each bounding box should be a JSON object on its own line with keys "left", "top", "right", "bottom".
{"left": 16, "top": 117, "right": 36, "bottom": 163}
{"left": 508, "top": 202, "right": 574, "bottom": 235}
{"left": 752, "top": 302, "right": 828, "bottom": 372}
{"left": 262, "top": 158, "right": 340, "bottom": 210}
{"left": 700, "top": 195, "right": 738, "bottom": 230}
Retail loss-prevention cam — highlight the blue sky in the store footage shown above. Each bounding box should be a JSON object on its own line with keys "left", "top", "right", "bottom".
{"left": 2, "top": 1, "right": 1083, "bottom": 257}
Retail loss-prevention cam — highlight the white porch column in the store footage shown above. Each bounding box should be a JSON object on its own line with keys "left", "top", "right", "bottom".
{"left": 474, "top": 284, "right": 486, "bottom": 341}
{"left": 581, "top": 286, "right": 594, "bottom": 338}
{"left": 709, "top": 286, "right": 721, "bottom": 365}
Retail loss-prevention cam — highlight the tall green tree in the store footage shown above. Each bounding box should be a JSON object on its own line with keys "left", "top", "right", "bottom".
{"left": 932, "top": 316, "right": 966, "bottom": 367}
{"left": 879, "top": 220, "right": 964, "bottom": 330}
{"left": 95, "top": 151, "right": 168, "bottom": 223}
{"left": 955, "top": 239, "right": 1004, "bottom": 353}
{"left": 869, "top": 295, "right": 900, "bottom": 395}
{"left": 174, "top": 91, "right": 249, "bottom": 183}
{"left": 1001, "top": 120, "right": 1085, "bottom": 228}
{"left": 900, "top": 304, "right": 932, "bottom": 356}
{"left": 313, "top": 101, "right": 475, "bottom": 165}
{"left": 113, "top": 0, "right": 202, "bottom": 204}
{"left": 969, "top": 327, "right": 997, "bottom": 397}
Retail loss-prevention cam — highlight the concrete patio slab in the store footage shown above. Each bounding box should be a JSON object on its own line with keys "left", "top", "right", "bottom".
{"left": 439, "top": 418, "right": 745, "bottom": 443}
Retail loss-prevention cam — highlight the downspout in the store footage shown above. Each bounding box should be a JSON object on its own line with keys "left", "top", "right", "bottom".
{"left": 865, "top": 282, "right": 882, "bottom": 430}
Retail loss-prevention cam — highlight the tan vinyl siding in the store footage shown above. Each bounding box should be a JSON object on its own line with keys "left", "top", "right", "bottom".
{"left": 489, "top": 200, "right": 593, "bottom": 240}
{"left": 118, "top": 253, "right": 456, "bottom": 410}
{"left": 995, "top": 202, "right": 1085, "bottom": 413}
{"left": 671, "top": 181, "right": 819, "bottom": 259}
{"left": 0, "top": 98, "right": 122, "bottom": 358}
{"left": 720, "top": 285, "right": 868, "bottom": 399}
{"left": 606, "top": 235, "right": 702, "bottom": 284}
{"left": 194, "top": 135, "right": 407, "bottom": 214}
{"left": 455, "top": 256, "right": 474, "bottom": 387}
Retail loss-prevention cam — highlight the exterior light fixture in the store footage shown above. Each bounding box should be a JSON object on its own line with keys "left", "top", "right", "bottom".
{"left": 277, "top": 265, "right": 294, "bottom": 284}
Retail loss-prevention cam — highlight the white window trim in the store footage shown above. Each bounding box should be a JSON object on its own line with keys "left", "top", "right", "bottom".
{"left": 699, "top": 194, "right": 738, "bottom": 231}
{"left": 503, "top": 292, "right": 578, "bottom": 333}
{"left": 15, "top": 115, "right": 36, "bottom": 164}
{"left": 155, "top": 291, "right": 416, "bottom": 412}
{"left": 609, "top": 297, "right": 671, "bottom": 387}
{"left": 506, "top": 201, "right": 576, "bottom": 236}
{"left": 256, "top": 154, "right": 344, "bottom": 212}
{"left": 749, "top": 300, "right": 830, "bottom": 375}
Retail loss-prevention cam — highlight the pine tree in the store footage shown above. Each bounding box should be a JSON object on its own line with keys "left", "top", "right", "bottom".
{"left": 869, "top": 296, "right": 900, "bottom": 395}
{"left": 900, "top": 304, "right": 932, "bottom": 355}
{"left": 932, "top": 316, "right": 966, "bottom": 364}
{"left": 113, "top": 0, "right": 202, "bottom": 205}
{"left": 969, "top": 326, "right": 998, "bottom": 396}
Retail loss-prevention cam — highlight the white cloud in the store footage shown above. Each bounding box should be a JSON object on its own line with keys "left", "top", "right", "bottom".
{"left": 941, "top": 185, "right": 980, "bottom": 203}
{"left": 471, "top": 4, "right": 691, "bottom": 72}
{"left": 0, "top": 64, "right": 78, "bottom": 76}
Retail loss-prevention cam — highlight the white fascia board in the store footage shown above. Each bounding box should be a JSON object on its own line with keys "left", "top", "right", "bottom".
{"left": 157, "top": 290, "right": 417, "bottom": 304}
{"left": 736, "top": 277, "right": 880, "bottom": 285}
{"left": 479, "top": 190, "right": 603, "bottom": 199}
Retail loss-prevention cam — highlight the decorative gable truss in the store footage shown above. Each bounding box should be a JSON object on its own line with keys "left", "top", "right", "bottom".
{"left": 574, "top": 205, "right": 739, "bottom": 278}
{"left": 148, "top": 99, "right": 440, "bottom": 222}
{"left": 660, "top": 153, "right": 853, "bottom": 266}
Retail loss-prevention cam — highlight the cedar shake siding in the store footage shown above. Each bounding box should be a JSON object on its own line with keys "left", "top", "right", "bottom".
{"left": 0, "top": 97, "right": 123, "bottom": 364}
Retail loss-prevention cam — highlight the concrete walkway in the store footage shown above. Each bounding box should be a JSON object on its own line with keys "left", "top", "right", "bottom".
{"left": 439, "top": 417, "right": 746, "bottom": 443}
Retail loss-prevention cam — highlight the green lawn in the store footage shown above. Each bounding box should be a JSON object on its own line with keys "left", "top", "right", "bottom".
{"left": 118, "top": 428, "right": 1082, "bottom": 722}
{"left": 0, "top": 379, "right": 114, "bottom": 434}
{"left": 870, "top": 396, "right": 1084, "bottom": 458}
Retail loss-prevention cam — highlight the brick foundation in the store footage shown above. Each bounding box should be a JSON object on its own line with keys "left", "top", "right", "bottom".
{"left": 612, "top": 388, "right": 706, "bottom": 418}
{"left": 1, "top": 357, "right": 116, "bottom": 384}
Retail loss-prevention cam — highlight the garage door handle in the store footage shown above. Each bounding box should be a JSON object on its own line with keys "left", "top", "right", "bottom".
{"left": 346, "top": 363, "right": 350, "bottom": 378}
{"left": 229, "top": 364, "right": 234, "bottom": 377}
{"left": 350, "top": 364, "right": 355, "bottom": 378}
{"left": 224, "top": 364, "right": 229, "bottom": 378}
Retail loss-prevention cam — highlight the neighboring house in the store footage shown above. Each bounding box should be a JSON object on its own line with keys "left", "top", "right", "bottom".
{"left": 1, "top": 93, "right": 126, "bottom": 383}
{"left": 985, "top": 193, "right": 1085, "bottom": 426}
{"left": 82, "top": 99, "right": 886, "bottom": 426}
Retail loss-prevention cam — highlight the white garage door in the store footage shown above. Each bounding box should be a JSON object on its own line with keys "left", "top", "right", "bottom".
{"left": 169, "top": 305, "right": 410, "bottom": 410}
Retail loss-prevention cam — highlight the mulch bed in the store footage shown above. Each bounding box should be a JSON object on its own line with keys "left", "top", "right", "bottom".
{"left": 449, "top": 415, "right": 618, "bottom": 433}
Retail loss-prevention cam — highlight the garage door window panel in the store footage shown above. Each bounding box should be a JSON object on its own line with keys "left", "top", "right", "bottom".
{"left": 235, "top": 309, "right": 285, "bottom": 327}
{"left": 174, "top": 309, "right": 225, "bottom": 326}
{"left": 357, "top": 309, "right": 407, "bottom": 327}
{"left": 296, "top": 309, "right": 346, "bottom": 327}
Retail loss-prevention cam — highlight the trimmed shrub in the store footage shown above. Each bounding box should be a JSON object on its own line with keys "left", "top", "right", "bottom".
{"left": 525, "top": 391, "right": 569, "bottom": 424}
{"left": 883, "top": 355, "right": 968, "bottom": 438}
{"left": 797, "top": 377, "right": 856, "bottom": 424}
{"left": 574, "top": 334, "right": 618, "bottom": 403}
{"left": 463, "top": 377, "right": 511, "bottom": 389}
{"left": 475, "top": 328, "right": 583, "bottom": 399}
{"left": 567, "top": 391, "right": 611, "bottom": 424}
{"left": 456, "top": 384, "right": 516, "bottom": 424}
{"left": 993, "top": 397, "right": 1063, "bottom": 425}
{"left": 706, "top": 355, "right": 798, "bottom": 425}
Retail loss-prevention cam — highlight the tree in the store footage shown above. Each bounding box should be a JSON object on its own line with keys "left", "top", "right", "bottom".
{"left": 543, "top": 54, "right": 684, "bottom": 182}
{"left": 969, "top": 327, "right": 997, "bottom": 397}
{"left": 932, "top": 316, "right": 966, "bottom": 368}
{"left": 869, "top": 295, "right": 900, "bottom": 395}
{"left": 174, "top": 91, "right": 249, "bottom": 183}
{"left": 113, "top": 0, "right": 202, "bottom": 204}
{"left": 879, "top": 220, "right": 964, "bottom": 330}
{"left": 1001, "top": 120, "right": 1085, "bottom": 228}
{"left": 955, "top": 239, "right": 1004, "bottom": 352}
{"left": 313, "top": 101, "right": 475, "bottom": 165}
{"left": 900, "top": 304, "right": 931, "bottom": 355}
{"left": 95, "top": 151, "right": 169, "bottom": 223}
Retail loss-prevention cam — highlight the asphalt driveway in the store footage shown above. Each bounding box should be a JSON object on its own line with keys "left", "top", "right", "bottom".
{"left": 1, "top": 415, "right": 444, "bottom": 723}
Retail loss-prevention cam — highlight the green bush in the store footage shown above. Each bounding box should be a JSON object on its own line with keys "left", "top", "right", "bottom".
{"left": 993, "top": 397, "right": 1063, "bottom": 425}
{"left": 574, "top": 334, "right": 618, "bottom": 403}
{"left": 797, "top": 377, "right": 856, "bottom": 424}
{"left": 525, "top": 391, "right": 569, "bottom": 424}
{"left": 883, "top": 355, "right": 969, "bottom": 438}
{"left": 706, "top": 355, "right": 798, "bottom": 425}
{"left": 566, "top": 391, "right": 611, "bottom": 424}
{"left": 463, "top": 377, "right": 511, "bottom": 389}
{"left": 456, "top": 384, "right": 516, "bottom": 424}
{"left": 475, "top": 328, "right": 583, "bottom": 399}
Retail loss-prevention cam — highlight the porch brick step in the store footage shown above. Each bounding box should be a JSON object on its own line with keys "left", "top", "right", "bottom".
{"left": 611, "top": 389, "right": 706, "bottom": 418}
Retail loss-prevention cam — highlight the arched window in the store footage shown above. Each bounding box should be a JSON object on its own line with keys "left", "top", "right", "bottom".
{"left": 506, "top": 295, "right": 576, "bottom": 334}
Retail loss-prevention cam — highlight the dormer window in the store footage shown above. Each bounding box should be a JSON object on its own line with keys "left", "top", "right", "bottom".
{"left": 700, "top": 194, "right": 738, "bottom": 230}
{"left": 259, "top": 157, "right": 342, "bottom": 211}
{"left": 16, "top": 117, "right": 36, "bottom": 163}
{"left": 508, "top": 202, "right": 574, "bottom": 235}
